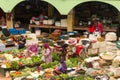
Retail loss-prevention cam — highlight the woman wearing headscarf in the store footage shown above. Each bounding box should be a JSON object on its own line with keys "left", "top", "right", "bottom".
{"left": 53, "top": 57, "right": 67, "bottom": 75}
{"left": 26, "top": 44, "right": 39, "bottom": 57}
{"left": 61, "top": 43, "right": 68, "bottom": 61}
{"left": 43, "top": 43, "right": 52, "bottom": 63}
{"left": 18, "top": 35, "right": 26, "bottom": 49}
{"left": 88, "top": 19, "right": 103, "bottom": 35}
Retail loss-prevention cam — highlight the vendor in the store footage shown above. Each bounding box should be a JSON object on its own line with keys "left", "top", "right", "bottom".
{"left": 18, "top": 35, "right": 26, "bottom": 49}
{"left": 88, "top": 17, "right": 103, "bottom": 35}
{"left": 53, "top": 57, "right": 67, "bottom": 75}
{"left": 43, "top": 43, "right": 52, "bottom": 63}
{"left": 26, "top": 44, "right": 39, "bottom": 57}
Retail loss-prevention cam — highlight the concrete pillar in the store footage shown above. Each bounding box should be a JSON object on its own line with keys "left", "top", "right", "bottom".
{"left": 67, "top": 9, "right": 74, "bottom": 32}
{"left": 6, "top": 13, "right": 12, "bottom": 29}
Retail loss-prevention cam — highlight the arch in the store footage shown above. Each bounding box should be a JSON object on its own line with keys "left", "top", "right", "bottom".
{"left": 68, "top": 0, "right": 120, "bottom": 15}
{"left": 0, "top": 0, "right": 24, "bottom": 12}
{"left": 0, "top": 0, "right": 8, "bottom": 12}
{"left": 8, "top": 0, "right": 61, "bottom": 15}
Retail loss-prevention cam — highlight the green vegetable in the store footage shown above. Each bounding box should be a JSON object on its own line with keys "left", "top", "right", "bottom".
{"left": 40, "top": 61, "right": 59, "bottom": 69}
{"left": 60, "top": 74, "right": 69, "bottom": 79}
{"left": 66, "top": 58, "right": 79, "bottom": 68}
{"left": 11, "top": 61, "right": 19, "bottom": 70}
{"left": 52, "top": 52, "right": 60, "bottom": 61}
{"left": 31, "top": 56, "right": 41, "bottom": 63}
{"left": 20, "top": 58, "right": 33, "bottom": 65}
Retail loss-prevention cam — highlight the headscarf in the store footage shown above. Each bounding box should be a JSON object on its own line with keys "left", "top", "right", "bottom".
{"left": 27, "top": 44, "right": 39, "bottom": 53}
{"left": 43, "top": 43, "right": 51, "bottom": 50}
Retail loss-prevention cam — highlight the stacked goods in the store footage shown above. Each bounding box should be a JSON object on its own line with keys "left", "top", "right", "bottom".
{"left": 61, "top": 19, "right": 67, "bottom": 27}
{"left": 43, "top": 20, "right": 48, "bottom": 25}
{"left": 34, "top": 21, "right": 40, "bottom": 25}
{"left": 47, "top": 19, "right": 54, "bottom": 25}
{"left": 55, "top": 21, "right": 61, "bottom": 26}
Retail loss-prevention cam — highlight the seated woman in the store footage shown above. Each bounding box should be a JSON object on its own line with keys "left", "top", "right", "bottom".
{"left": 26, "top": 44, "right": 39, "bottom": 57}
{"left": 53, "top": 57, "right": 67, "bottom": 75}
{"left": 18, "top": 35, "right": 26, "bottom": 49}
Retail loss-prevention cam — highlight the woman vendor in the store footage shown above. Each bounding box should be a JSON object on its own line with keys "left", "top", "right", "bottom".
{"left": 43, "top": 43, "right": 52, "bottom": 63}
{"left": 88, "top": 18, "right": 103, "bottom": 36}
{"left": 26, "top": 44, "right": 39, "bottom": 57}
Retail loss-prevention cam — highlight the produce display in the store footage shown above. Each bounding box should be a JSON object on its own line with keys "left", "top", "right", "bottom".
{"left": 0, "top": 32, "right": 120, "bottom": 80}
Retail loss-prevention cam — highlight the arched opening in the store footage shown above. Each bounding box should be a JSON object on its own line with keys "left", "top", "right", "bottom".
{"left": 0, "top": 8, "right": 6, "bottom": 26}
{"left": 12, "top": 0, "right": 64, "bottom": 32}
{"left": 74, "top": 1, "right": 119, "bottom": 30}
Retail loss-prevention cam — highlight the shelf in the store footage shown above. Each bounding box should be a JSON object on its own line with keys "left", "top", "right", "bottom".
{"left": 29, "top": 24, "right": 116, "bottom": 32}
{"left": 29, "top": 24, "right": 67, "bottom": 30}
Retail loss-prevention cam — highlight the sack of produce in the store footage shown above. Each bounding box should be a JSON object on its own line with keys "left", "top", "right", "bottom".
{"left": 99, "top": 47, "right": 106, "bottom": 53}
{"left": 98, "top": 58, "right": 111, "bottom": 67}
{"left": 113, "top": 67, "right": 120, "bottom": 78}
{"left": 92, "top": 61, "right": 100, "bottom": 69}
{"left": 112, "top": 56, "right": 120, "bottom": 68}
{"left": 99, "top": 52, "right": 116, "bottom": 61}
{"left": 84, "top": 57, "right": 99, "bottom": 68}
{"left": 117, "top": 50, "right": 120, "bottom": 56}
{"left": 91, "top": 42, "right": 99, "bottom": 49}
{"left": 88, "top": 48, "right": 98, "bottom": 56}
{"left": 105, "top": 32, "right": 117, "bottom": 41}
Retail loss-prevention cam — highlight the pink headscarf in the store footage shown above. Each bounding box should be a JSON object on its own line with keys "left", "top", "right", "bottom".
{"left": 43, "top": 43, "right": 51, "bottom": 50}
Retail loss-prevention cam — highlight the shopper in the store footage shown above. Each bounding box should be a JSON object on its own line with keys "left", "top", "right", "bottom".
{"left": 43, "top": 43, "right": 52, "bottom": 63}
{"left": 18, "top": 35, "right": 26, "bottom": 49}
{"left": 61, "top": 43, "right": 68, "bottom": 61}
{"left": 53, "top": 57, "right": 67, "bottom": 75}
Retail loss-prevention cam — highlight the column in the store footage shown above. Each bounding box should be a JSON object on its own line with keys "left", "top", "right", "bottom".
{"left": 6, "top": 13, "right": 12, "bottom": 29}
{"left": 67, "top": 9, "right": 74, "bottom": 32}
